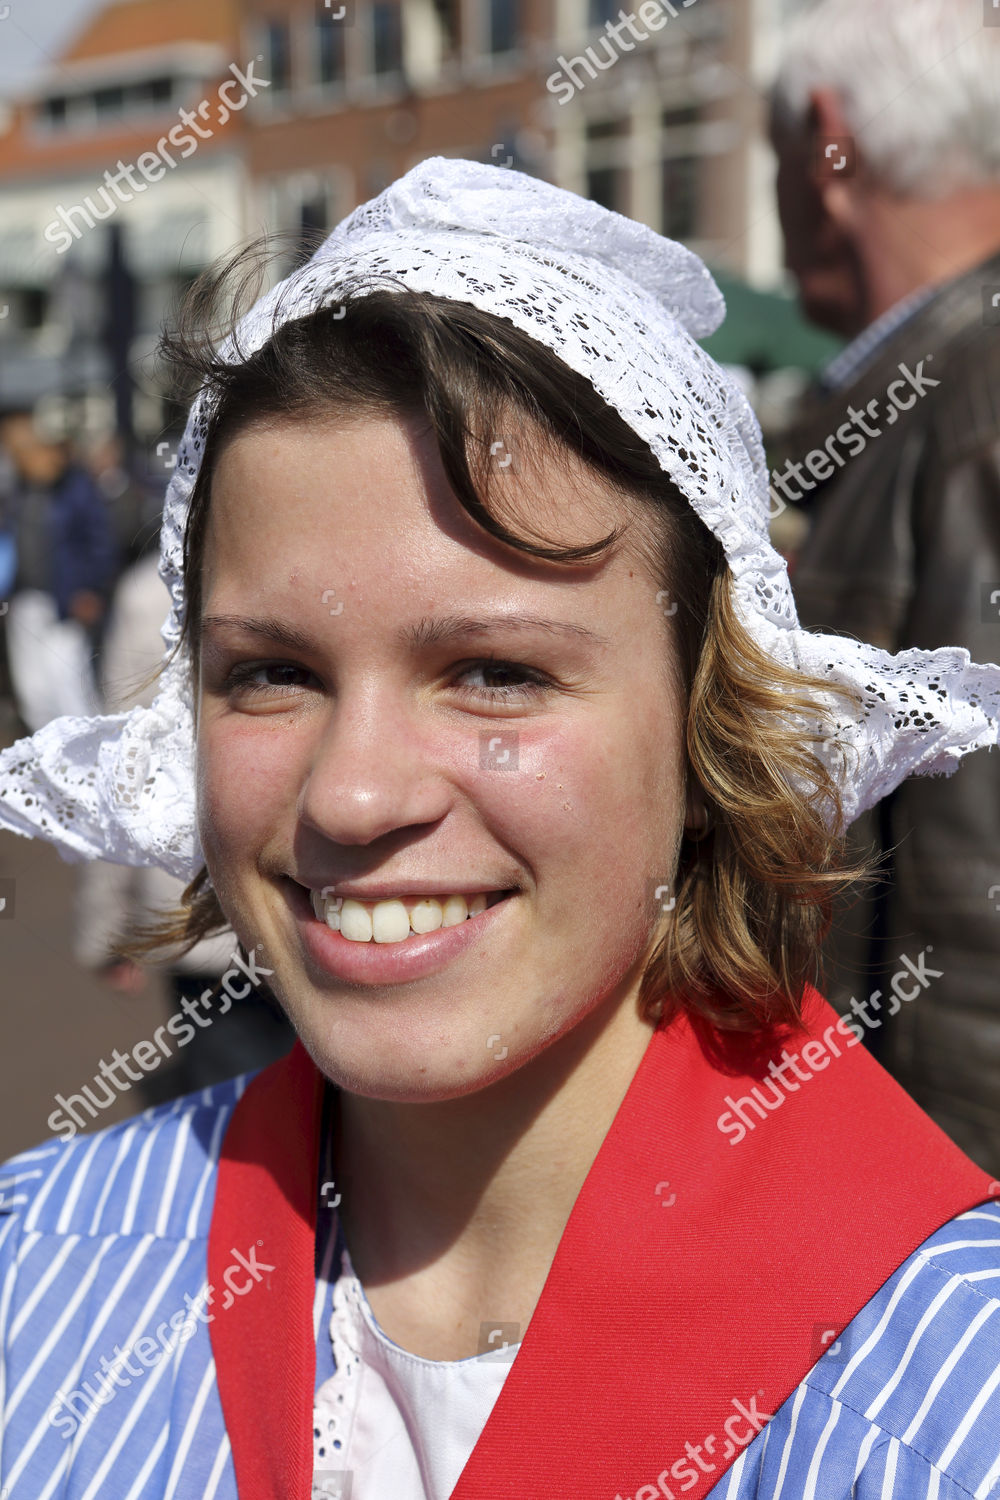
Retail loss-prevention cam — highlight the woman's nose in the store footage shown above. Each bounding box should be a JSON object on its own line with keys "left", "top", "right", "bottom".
{"left": 296, "top": 686, "right": 451, "bottom": 847}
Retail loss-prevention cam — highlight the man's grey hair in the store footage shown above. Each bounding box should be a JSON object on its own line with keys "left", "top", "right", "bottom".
{"left": 771, "top": 0, "right": 1000, "bottom": 199}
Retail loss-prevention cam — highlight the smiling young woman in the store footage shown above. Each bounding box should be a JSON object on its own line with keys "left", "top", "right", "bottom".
{"left": 2, "top": 160, "right": 1000, "bottom": 1500}
{"left": 145, "top": 281, "right": 863, "bottom": 1037}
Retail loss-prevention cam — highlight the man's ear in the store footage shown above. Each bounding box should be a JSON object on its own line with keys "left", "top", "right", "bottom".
{"left": 807, "top": 86, "right": 866, "bottom": 235}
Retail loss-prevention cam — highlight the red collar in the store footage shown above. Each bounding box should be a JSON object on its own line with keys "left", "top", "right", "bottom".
{"left": 209, "top": 987, "right": 994, "bottom": 1499}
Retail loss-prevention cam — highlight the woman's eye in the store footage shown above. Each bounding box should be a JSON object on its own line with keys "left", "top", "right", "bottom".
{"left": 223, "top": 662, "right": 314, "bottom": 696}
{"left": 217, "top": 657, "right": 551, "bottom": 705}
{"left": 453, "top": 659, "right": 551, "bottom": 703}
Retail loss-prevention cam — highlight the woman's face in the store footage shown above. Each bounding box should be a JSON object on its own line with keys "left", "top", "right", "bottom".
{"left": 196, "top": 410, "right": 691, "bottom": 1100}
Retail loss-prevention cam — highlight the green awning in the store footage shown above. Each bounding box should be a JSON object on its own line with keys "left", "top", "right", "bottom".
{"left": 699, "top": 268, "right": 843, "bottom": 375}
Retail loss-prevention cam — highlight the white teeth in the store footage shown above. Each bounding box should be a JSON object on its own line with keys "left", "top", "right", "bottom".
{"left": 409, "top": 898, "right": 444, "bottom": 934}
{"left": 442, "top": 895, "right": 469, "bottom": 927}
{"left": 310, "top": 889, "right": 492, "bottom": 943}
{"left": 372, "top": 900, "right": 410, "bottom": 944}
{"left": 341, "top": 901, "right": 374, "bottom": 942}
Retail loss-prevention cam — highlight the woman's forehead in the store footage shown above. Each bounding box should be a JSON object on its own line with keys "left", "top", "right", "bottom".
{"left": 202, "top": 412, "right": 658, "bottom": 603}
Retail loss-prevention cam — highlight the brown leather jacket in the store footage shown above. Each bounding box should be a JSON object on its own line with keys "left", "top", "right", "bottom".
{"left": 783, "top": 248, "right": 1000, "bottom": 1175}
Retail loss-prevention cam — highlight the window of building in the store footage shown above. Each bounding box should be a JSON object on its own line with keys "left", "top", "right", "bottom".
{"left": 315, "top": 11, "right": 348, "bottom": 86}
{"left": 661, "top": 154, "right": 699, "bottom": 240}
{"left": 298, "top": 194, "right": 330, "bottom": 258}
{"left": 0, "top": 287, "right": 47, "bottom": 335}
{"left": 585, "top": 117, "right": 627, "bottom": 213}
{"left": 588, "top": 0, "right": 619, "bottom": 27}
{"left": 93, "top": 85, "right": 126, "bottom": 123}
{"left": 432, "top": 0, "right": 460, "bottom": 60}
{"left": 134, "top": 76, "right": 174, "bottom": 109}
{"left": 262, "top": 174, "right": 342, "bottom": 270}
{"left": 22, "top": 287, "right": 47, "bottom": 331}
{"left": 372, "top": 2, "right": 404, "bottom": 77}
{"left": 487, "top": 0, "right": 518, "bottom": 55}
{"left": 40, "top": 96, "right": 69, "bottom": 129}
{"left": 586, "top": 117, "right": 625, "bottom": 141}
{"left": 264, "top": 19, "right": 293, "bottom": 93}
{"left": 586, "top": 166, "right": 622, "bottom": 211}
{"left": 38, "top": 75, "right": 178, "bottom": 134}
{"left": 661, "top": 103, "right": 699, "bottom": 129}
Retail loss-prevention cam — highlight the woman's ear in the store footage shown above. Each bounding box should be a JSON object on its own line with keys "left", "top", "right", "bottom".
{"left": 683, "top": 786, "right": 711, "bottom": 841}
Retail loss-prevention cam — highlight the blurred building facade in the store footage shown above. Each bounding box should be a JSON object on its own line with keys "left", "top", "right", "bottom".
{"left": 0, "top": 0, "right": 247, "bottom": 446}
{"left": 0, "top": 0, "right": 785, "bottom": 448}
{"left": 244, "top": 0, "right": 784, "bottom": 276}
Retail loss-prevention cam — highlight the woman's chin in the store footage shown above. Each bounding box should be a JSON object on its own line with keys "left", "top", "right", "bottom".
{"left": 295, "top": 1026, "right": 521, "bottom": 1103}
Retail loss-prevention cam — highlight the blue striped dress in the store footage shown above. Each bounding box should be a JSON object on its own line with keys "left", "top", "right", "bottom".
{"left": 2, "top": 1075, "right": 999, "bottom": 1499}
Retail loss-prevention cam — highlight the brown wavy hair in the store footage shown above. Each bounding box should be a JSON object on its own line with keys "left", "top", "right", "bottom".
{"left": 132, "top": 238, "right": 873, "bottom": 1031}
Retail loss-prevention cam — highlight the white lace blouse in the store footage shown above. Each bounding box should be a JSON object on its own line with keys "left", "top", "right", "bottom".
{"left": 312, "top": 1232, "right": 521, "bottom": 1500}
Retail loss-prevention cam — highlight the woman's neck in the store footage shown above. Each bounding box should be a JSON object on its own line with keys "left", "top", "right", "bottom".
{"left": 330, "top": 983, "right": 656, "bottom": 1359}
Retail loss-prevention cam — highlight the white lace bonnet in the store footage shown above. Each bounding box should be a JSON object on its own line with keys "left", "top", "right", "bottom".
{"left": 1, "top": 156, "right": 998, "bottom": 882}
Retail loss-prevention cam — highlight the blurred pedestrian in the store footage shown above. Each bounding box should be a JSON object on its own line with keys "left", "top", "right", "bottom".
{"left": 0, "top": 409, "right": 117, "bottom": 731}
{"left": 72, "top": 545, "right": 295, "bottom": 1103}
{"left": 770, "top": 0, "right": 1000, "bottom": 1171}
{"left": 0, "top": 443, "right": 17, "bottom": 723}
{"left": 0, "top": 442, "right": 16, "bottom": 601}
{"left": 83, "top": 431, "right": 164, "bottom": 567}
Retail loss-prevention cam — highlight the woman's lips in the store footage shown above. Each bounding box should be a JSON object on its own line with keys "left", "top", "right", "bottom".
{"left": 286, "top": 880, "right": 516, "bottom": 985}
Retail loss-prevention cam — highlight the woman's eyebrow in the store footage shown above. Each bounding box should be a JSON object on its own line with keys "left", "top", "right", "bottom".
{"left": 200, "top": 612, "right": 612, "bottom": 652}
{"left": 400, "top": 614, "right": 611, "bottom": 650}
{"left": 201, "top": 615, "right": 317, "bottom": 652}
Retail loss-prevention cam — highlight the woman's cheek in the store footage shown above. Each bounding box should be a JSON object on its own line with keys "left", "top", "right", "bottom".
{"left": 483, "top": 721, "right": 564, "bottom": 799}
{"left": 196, "top": 715, "right": 299, "bottom": 863}
{"left": 508, "top": 714, "right": 682, "bottom": 924}
{"left": 473, "top": 721, "right": 608, "bottom": 864}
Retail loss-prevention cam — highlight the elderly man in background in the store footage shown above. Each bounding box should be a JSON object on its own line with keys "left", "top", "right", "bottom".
{"left": 769, "top": 0, "right": 1000, "bottom": 1172}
